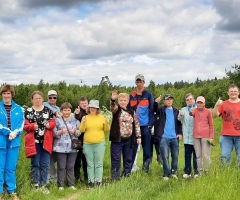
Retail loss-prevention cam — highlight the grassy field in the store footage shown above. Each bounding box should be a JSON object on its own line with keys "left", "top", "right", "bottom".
{"left": 2, "top": 117, "right": 240, "bottom": 200}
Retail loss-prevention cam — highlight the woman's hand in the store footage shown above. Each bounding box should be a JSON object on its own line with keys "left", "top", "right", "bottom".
{"left": 34, "top": 123, "right": 38, "bottom": 130}
{"left": 70, "top": 127, "right": 75, "bottom": 134}
{"left": 45, "top": 122, "right": 50, "bottom": 129}
{"left": 82, "top": 116, "right": 87, "bottom": 123}
{"left": 111, "top": 90, "right": 118, "bottom": 100}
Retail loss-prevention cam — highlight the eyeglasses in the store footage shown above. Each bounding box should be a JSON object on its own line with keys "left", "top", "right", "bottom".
{"left": 186, "top": 98, "right": 193, "bottom": 101}
{"left": 49, "top": 97, "right": 57, "bottom": 100}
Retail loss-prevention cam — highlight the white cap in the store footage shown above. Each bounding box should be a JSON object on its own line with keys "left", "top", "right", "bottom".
{"left": 48, "top": 90, "right": 57, "bottom": 96}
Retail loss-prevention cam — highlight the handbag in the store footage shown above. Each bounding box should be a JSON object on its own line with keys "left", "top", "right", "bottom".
{"left": 61, "top": 117, "right": 82, "bottom": 150}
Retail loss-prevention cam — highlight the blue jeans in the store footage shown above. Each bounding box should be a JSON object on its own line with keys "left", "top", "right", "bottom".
{"left": 160, "top": 137, "right": 179, "bottom": 177}
{"left": 31, "top": 143, "right": 50, "bottom": 186}
{"left": 220, "top": 136, "right": 240, "bottom": 166}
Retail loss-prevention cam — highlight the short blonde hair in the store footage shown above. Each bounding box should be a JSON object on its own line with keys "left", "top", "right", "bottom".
{"left": 118, "top": 93, "right": 129, "bottom": 100}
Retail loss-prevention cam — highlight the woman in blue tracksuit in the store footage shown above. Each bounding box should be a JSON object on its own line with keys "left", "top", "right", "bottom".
{"left": 0, "top": 85, "right": 24, "bottom": 200}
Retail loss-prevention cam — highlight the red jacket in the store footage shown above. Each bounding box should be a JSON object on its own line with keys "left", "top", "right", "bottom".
{"left": 24, "top": 118, "right": 56, "bottom": 158}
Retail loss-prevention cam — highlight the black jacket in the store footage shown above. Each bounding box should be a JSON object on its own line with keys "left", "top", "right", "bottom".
{"left": 75, "top": 108, "right": 87, "bottom": 142}
{"left": 109, "top": 106, "right": 136, "bottom": 146}
{"left": 153, "top": 102, "right": 182, "bottom": 140}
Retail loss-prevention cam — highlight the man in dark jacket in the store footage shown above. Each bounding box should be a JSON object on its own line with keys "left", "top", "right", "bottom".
{"left": 74, "top": 97, "right": 88, "bottom": 182}
{"left": 154, "top": 94, "right": 182, "bottom": 180}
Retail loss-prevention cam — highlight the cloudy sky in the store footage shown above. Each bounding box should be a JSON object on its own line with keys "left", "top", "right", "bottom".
{"left": 0, "top": 0, "right": 239, "bottom": 86}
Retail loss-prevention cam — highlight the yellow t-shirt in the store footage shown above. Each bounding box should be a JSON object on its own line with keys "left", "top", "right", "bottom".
{"left": 80, "top": 114, "right": 110, "bottom": 144}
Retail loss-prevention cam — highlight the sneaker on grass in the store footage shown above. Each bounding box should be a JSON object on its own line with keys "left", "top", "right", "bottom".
{"left": 171, "top": 174, "right": 178, "bottom": 179}
{"left": 69, "top": 186, "right": 77, "bottom": 190}
{"left": 59, "top": 187, "right": 64, "bottom": 191}
{"left": 131, "top": 165, "right": 140, "bottom": 173}
{"left": 183, "top": 174, "right": 191, "bottom": 179}
{"left": 40, "top": 186, "right": 50, "bottom": 194}
{"left": 87, "top": 182, "right": 94, "bottom": 190}
{"left": 163, "top": 176, "right": 169, "bottom": 181}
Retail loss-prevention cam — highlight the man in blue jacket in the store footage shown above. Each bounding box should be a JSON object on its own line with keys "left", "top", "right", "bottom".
{"left": 129, "top": 74, "right": 154, "bottom": 174}
{"left": 0, "top": 84, "right": 24, "bottom": 200}
{"left": 154, "top": 94, "right": 182, "bottom": 180}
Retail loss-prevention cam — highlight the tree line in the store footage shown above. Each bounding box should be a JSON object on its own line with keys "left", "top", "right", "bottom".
{"left": 1, "top": 64, "right": 239, "bottom": 110}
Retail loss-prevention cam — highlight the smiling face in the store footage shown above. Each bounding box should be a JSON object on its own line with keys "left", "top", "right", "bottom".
{"left": 118, "top": 96, "right": 129, "bottom": 109}
{"left": 2, "top": 91, "right": 12, "bottom": 105}
{"left": 228, "top": 86, "right": 239, "bottom": 100}
{"left": 89, "top": 107, "right": 97, "bottom": 115}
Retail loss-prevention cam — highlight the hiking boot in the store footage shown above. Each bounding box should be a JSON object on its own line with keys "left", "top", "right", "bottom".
{"left": 87, "top": 182, "right": 94, "bottom": 190}
{"left": 9, "top": 193, "right": 20, "bottom": 200}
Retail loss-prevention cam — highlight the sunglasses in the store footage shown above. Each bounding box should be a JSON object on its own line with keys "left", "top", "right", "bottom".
{"left": 49, "top": 97, "right": 57, "bottom": 100}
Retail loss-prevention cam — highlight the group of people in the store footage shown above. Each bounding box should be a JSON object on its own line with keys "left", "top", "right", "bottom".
{"left": 0, "top": 75, "right": 240, "bottom": 199}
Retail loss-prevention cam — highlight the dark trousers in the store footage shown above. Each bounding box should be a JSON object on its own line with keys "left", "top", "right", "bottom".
{"left": 111, "top": 139, "right": 133, "bottom": 181}
{"left": 74, "top": 149, "right": 88, "bottom": 180}
{"left": 184, "top": 144, "right": 198, "bottom": 175}
{"left": 132, "top": 126, "right": 151, "bottom": 172}
{"left": 150, "top": 136, "right": 162, "bottom": 164}
{"left": 56, "top": 152, "right": 78, "bottom": 187}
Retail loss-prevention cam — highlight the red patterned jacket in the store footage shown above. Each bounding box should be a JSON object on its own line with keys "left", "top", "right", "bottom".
{"left": 24, "top": 118, "right": 56, "bottom": 158}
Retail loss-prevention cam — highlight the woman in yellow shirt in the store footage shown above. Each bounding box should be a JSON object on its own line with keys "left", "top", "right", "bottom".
{"left": 80, "top": 100, "right": 110, "bottom": 189}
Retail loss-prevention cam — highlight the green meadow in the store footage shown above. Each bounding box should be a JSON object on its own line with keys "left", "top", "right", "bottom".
{"left": 2, "top": 117, "right": 240, "bottom": 200}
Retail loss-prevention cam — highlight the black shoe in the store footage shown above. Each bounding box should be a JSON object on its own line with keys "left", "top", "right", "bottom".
{"left": 96, "top": 182, "right": 101, "bottom": 188}
{"left": 87, "top": 182, "right": 94, "bottom": 190}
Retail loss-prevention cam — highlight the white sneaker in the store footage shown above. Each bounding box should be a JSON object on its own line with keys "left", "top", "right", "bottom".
{"left": 171, "top": 174, "right": 178, "bottom": 179}
{"left": 69, "top": 186, "right": 77, "bottom": 190}
{"left": 163, "top": 176, "right": 169, "bottom": 181}
{"left": 194, "top": 174, "right": 199, "bottom": 178}
{"left": 183, "top": 174, "right": 191, "bottom": 179}
{"left": 131, "top": 165, "right": 140, "bottom": 172}
{"left": 59, "top": 187, "right": 64, "bottom": 190}
{"left": 40, "top": 186, "right": 50, "bottom": 194}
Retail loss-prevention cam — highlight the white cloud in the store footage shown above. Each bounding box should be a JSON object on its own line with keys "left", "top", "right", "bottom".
{"left": 0, "top": 0, "right": 239, "bottom": 87}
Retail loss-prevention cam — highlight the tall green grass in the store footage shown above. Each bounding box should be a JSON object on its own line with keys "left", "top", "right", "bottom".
{"left": 2, "top": 118, "right": 240, "bottom": 200}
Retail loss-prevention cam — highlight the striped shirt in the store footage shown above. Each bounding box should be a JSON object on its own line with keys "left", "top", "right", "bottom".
{"left": 4, "top": 104, "right": 12, "bottom": 128}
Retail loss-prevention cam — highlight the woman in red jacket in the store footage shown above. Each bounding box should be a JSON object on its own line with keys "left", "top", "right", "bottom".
{"left": 24, "top": 91, "right": 56, "bottom": 194}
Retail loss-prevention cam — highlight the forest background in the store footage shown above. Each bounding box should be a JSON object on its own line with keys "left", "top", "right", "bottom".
{"left": 1, "top": 64, "right": 240, "bottom": 110}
